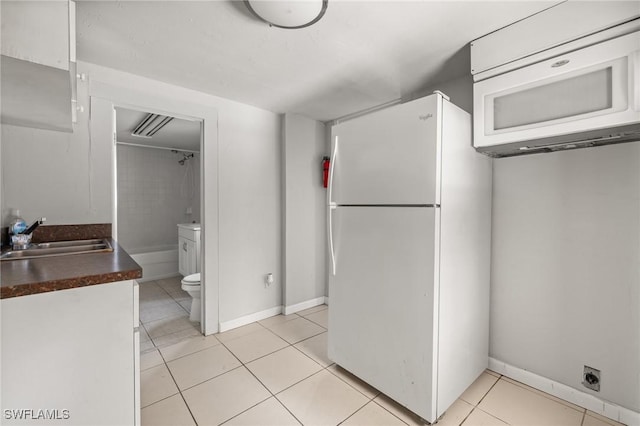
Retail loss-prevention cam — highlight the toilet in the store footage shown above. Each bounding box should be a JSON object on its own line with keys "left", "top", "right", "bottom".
{"left": 181, "top": 273, "right": 201, "bottom": 322}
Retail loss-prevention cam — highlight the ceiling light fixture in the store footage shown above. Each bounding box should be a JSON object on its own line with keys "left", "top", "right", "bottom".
{"left": 245, "top": 0, "right": 328, "bottom": 29}
{"left": 131, "top": 113, "right": 174, "bottom": 138}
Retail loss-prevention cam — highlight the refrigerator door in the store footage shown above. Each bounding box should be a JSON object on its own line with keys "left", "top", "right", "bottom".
{"left": 330, "top": 94, "right": 440, "bottom": 206}
{"left": 328, "top": 206, "right": 438, "bottom": 421}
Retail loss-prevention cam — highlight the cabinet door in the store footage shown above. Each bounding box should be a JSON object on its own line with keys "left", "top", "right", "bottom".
{"left": 178, "top": 237, "right": 188, "bottom": 276}
{"left": 1, "top": 281, "right": 136, "bottom": 425}
{"left": 179, "top": 237, "right": 197, "bottom": 276}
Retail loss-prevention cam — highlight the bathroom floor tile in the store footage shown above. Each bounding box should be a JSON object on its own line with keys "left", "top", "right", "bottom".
{"left": 139, "top": 280, "right": 163, "bottom": 294}
{"left": 327, "top": 365, "right": 380, "bottom": 400}
{"left": 140, "top": 301, "right": 188, "bottom": 323}
{"left": 224, "top": 397, "right": 301, "bottom": 426}
{"left": 178, "top": 300, "right": 191, "bottom": 312}
{"left": 478, "top": 379, "right": 584, "bottom": 425}
{"left": 294, "top": 332, "right": 332, "bottom": 367}
{"left": 166, "top": 288, "right": 191, "bottom": 302}
{"left": 152, "top": 327, "right": 202, "bottom": 348}
{"left": 144, "top": 314, "right": 196, "bottom": 339}
{"left": 139, "top": 284, "right": 175, "bottom": 308}
{"left": 277, "top": 369, "right": 369, "bottom": 426}
{"left": 139, "top": 326, "right": 151, "bottom": 343}
{"left": 342, "top": 401, "right": 407, "bottom": 425}
{"left": 303, "top": 309, "right": 328, "bottom": 328}
{"left": 141, "top": 394, "right": 195, "bottom": 426}
{"left": 246, "top": 346, "right": 322, "bottom": 394}
{"left": 140, "top": 339, "right": 156, "bottom": 353}
{"left": 167, "top": 344, "right": 241, "bottom": 390}
{"left": 140, "top": 363, "right": 179, "bottom": 408}
{"left": 159, "top": 334, "right": 220, "bottom": 362}
{"left": 295, "top": 304, "right": 328, "bottom": 317}
{"left": 224, "top": 327, "right": 289, "bottom": 363}
{"left": 460, "top": 371, "right": 500, "bottom": 406}
{"left": 267, "top": 317, "right": 325, "bottom": 344}
{"left": 156, "top": 276, "right": 183, "bottom": 291}
{"left": 140, "top": 348, "right": 164, "bottom": 371}
{"left": 182, "top": 366, "right": 270, "bottom": 425}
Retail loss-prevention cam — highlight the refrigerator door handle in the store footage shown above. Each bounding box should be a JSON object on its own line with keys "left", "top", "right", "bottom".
{"left": 328, "top": 136, "right": 338, "bottom": 207}
{"left": 328, "top": 136, "right": 338, "bottom": 276}
{"left": 329, "top": 204, "right": 337, "bottom": 276}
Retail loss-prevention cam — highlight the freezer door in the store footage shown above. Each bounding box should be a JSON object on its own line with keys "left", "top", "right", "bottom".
{"left": 328, "top": 206, "right": 438, "bottom": 421}
{"left": 330, "top": 95, "right": 440, "bottom": 205}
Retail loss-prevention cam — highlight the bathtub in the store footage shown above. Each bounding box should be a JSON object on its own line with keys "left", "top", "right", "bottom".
{"left": 128, "top": 245, "right": 179, "bottom": 282}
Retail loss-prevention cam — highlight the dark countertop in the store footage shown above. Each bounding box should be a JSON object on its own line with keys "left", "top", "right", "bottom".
{"left": 1, "top": 238, "right": 142, "bottom": 299}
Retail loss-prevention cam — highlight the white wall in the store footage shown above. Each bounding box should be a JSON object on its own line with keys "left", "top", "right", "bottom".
{"left": 116, "top": 145, "right": 200, "bottom": 252}
{"left": 282, "top": 114, "right": 328, "bottom": 310}
{"left": 1, "top": 60, "right": 282, "bottom": 329}
{"left": 491, "top": 142, "right": 640, "bottom": 412}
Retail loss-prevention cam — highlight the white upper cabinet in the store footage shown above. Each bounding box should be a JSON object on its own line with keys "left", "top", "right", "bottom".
{"left": 1, "top": 1, "right": 74, "bottom": 70}
{"left": 1, "top": 1, "right": 77, "bottom": 132}
{"left": 471, "top": 1, "right": 640, "bottom": 80}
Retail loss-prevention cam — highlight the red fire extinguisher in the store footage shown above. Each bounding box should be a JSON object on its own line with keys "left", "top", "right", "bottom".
{"left": 322, "top": 156, "right": 330, "bottom": 188}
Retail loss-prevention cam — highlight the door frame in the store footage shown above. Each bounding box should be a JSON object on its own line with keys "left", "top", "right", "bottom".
{"left": 89, "top": 81, "right": 219, "bottom": 335}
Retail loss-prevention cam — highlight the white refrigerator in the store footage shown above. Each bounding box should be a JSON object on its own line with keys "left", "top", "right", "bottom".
{"left": 327, "top": 92, "right": 492, "bottom": 423}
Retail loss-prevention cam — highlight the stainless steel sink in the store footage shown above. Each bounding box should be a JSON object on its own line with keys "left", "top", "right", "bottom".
{"left": 1, "top": 239, "right": 113, "bottom": 261}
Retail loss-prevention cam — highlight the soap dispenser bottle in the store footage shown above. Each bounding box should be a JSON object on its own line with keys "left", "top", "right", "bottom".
{"left": 8, "top": 209, "right": 27, "bottom": 236}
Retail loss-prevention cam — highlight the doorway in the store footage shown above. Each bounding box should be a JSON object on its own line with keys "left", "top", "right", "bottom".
{"left": 114, "top": 107, "right": 204, "bottom": 345}
{"left": 88, "top": 90, "right": 219, "bottom": 337}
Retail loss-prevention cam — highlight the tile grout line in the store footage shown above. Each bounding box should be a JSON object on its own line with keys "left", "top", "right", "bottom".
{"left": 156, "top": 339, "right": 200, "bottom": 426}
{"left": 338, "top": 397, "right": 409, "bottom": 426}
{"left": 448, "top": 374, "right": 501, "bottom": 426}
{"left": 368, "top": 400, "right": 412, "bottom": 426}
{"left": 475, "top": 374, "right": 502, "bottom": 407}
{"left": 216, "top": 337, "right": 305, "bottom": 425}
{"left": 214, "top": 315, "right": 333, "bottom": 424}
{"left": 462, "top": 375, "right": 508, "bottom": 426}
{"left": 142, "top": 307, "right": 377, "bottom": 426}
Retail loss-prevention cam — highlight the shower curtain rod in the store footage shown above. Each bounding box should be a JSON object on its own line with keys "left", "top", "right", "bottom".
{"left": 116, "top": 141, "right": 200, "bottom": 154}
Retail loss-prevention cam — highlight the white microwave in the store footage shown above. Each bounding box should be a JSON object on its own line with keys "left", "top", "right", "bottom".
{"left": 473, "top": 30, "right": 640, "bottom": 157}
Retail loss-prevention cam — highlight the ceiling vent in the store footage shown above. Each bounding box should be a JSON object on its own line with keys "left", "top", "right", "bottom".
{"left": 131, "top": 114, "right": 174, "bottom": 138}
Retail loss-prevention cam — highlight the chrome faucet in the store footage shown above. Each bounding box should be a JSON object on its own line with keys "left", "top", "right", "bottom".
{"left": 22, "top": 217, "right": 46, "bottom": 236}
{"left": 11, "top": 217, "right": 46, "bottom": 250}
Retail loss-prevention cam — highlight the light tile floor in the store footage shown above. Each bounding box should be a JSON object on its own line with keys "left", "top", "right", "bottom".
{"left": 139, "top": 279, "right": 626, "bottom": 426}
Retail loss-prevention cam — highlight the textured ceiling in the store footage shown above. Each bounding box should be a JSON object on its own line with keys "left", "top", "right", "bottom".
{"left": 76, "top": 1, "right": 559, "bottom": 121}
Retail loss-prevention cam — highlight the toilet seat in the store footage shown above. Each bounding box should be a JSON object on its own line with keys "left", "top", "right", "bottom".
{"left": 181, "top": 273, "right": 201, "bottom": 286}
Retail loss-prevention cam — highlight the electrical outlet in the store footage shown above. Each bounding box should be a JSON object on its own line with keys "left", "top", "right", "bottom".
{"left": 265, "top": 273, "right": 274, "bottom": 287}
{"left": 583, "top": 366, "right": 600, "bottom": 392}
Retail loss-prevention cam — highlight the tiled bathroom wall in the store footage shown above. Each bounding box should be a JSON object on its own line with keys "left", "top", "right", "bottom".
{"left": 117, "top": 145, "right": 201, "bottom": 252}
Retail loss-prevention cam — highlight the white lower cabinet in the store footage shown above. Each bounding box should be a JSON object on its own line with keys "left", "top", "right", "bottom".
{"left": 0, "top": 280, "right": 140, "bottom": 425}
{"left": 178, "top": 224, "right": 201, "bottom": 276}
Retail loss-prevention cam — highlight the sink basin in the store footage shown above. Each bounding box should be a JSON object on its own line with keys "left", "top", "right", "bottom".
{"left": 1, "top": 239, "right": 113, "bottom": 261}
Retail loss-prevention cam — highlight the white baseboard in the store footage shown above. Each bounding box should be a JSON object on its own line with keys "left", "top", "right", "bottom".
{"left": 219, "top": 306, "right": 282, "bottom": 333}
{"left": 284, "top": 296, "right": 326, "bottom": 315}
{"left": 324, "top": 296, "right": 329, "bottom": 305}
{"left": 489, "top": 358, "right": 640, "bottom": 425}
